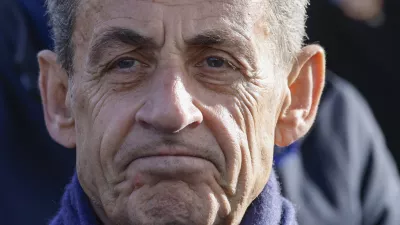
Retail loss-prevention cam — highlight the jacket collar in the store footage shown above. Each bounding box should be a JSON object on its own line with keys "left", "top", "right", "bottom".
{"left": 50, "top": 171, "right": 297, "bottom": 225}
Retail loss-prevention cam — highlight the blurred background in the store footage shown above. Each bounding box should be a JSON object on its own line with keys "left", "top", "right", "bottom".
{"left": 307, "top": 0, "right": 400, "bottom": 169}
{"left": 0, "top": 0, "right": 399, "bottom": 224}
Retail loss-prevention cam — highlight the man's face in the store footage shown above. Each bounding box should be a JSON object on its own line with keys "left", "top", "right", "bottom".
{"left": 39, "top": 0, "right": 324, "bottom": 224}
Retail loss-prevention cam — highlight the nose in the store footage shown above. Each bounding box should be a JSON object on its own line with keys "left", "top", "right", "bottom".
{"left": 136, "top": 68, "right": 203, "bottom": 133}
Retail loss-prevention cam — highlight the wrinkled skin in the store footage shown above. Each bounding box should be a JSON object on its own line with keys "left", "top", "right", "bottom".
{"left": 38, "top": 0, "right": 325, "bottom": 224}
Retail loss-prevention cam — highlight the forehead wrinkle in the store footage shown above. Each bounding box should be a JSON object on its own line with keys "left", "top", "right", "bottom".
{"left": 74, "top": 0, "right": 164, "bottom": 42}
{"left": 92, "top": 17, "right": 156, "bottom": 31}
{"left": 136, "top": 0, "right": 237, "bottom": 7}
{"left": 75, "top": 0, "right": 266, "bottom": 69}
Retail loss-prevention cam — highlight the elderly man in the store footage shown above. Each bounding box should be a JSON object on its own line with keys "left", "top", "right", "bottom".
{"left": 38, "top": 0, "right": 325, "bottom": 224}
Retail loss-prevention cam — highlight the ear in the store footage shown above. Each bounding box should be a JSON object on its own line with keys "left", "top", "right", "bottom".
{"left": 275, "top": 45, "right": 325, "bottom": 147}
{"left": 38, "top": 50, "right": 76, "bottom": 148}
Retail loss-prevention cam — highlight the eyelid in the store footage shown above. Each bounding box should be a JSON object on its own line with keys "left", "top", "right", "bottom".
{"left": 194, "top": 49, "right": 241, "bottom": 69}
{"left": 107, "top": 55, "right": 149, "bottom": 71}
{"left": 203, "top": 57, "right": 239, "bottom": 71}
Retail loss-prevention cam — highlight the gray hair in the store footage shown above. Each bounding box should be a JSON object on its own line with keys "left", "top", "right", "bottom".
{"left": 46, "top": 0, "right": 309, "bottom": 74}
{"left": 46, "top": 0, "right": 78, "bottom": 74}
{"left": 265, "top": 0, "right": 310, "bottom": 67}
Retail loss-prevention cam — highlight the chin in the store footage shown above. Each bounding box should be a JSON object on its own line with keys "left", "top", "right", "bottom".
{"left": 122, "top": 180, "right": 222, "bottom": 225}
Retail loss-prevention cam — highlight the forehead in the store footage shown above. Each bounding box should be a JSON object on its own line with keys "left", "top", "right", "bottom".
{"left": 75, "top": 0, "right": 267, "bottom": 43}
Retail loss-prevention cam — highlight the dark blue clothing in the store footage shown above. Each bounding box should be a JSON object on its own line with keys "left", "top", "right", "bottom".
{"left": 49, "top": 174, "right": 99, "bottom": 225}
{"left": 306, "top": 0, "right": 400, "bottom": 168}
{"left": 277, "top": 74, "right": 400, "bottom": 225}
{"left": 49, "top": 172, "right": 297, "bottom": 225}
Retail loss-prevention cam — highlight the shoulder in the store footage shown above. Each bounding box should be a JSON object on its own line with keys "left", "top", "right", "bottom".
{"left": 277, "top": 71, "right": 400, "bottom": 225}
{"left": 300, "top": 71, "right": 388, "bottom": 182}
{"left": 311, "top": 71, "right": 385, "bottom": 156}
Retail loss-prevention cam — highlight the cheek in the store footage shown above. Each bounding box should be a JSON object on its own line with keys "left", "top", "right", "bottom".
{"left": 230, "top": 81, "right": 282, "bottom": 195}
{"left": 72, "top": 83, "right": 145, "bottom": 193}
{"left": 73, "top": 80, "right": 142, "bottom": 147}
{"left": 198, "top": 80, "right": 280, "bottom": 194}
{"left": 200, "top": 103, "right": 244, "bottom": 195}
{"left": 234, "top": 85, "right": 277, "bottom": 160}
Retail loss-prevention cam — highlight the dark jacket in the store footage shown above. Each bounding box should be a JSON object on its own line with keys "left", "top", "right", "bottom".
{"left": 277, "top": 73, "right": 400, "bottom": 225}
{"left": 306, "top": 0, "right": 400, "bottom": 167}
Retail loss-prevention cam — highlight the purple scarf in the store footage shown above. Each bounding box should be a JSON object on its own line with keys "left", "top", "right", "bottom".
{"left": 49, "top": 171, "right": 297, "bottom": 225}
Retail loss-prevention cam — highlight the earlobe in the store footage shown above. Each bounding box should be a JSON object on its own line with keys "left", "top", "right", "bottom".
{"left": 38, "top": 50, "right": 76, "bottom": 148}
{"left": 275, "top": 45, "right": 325, "bottom": 147}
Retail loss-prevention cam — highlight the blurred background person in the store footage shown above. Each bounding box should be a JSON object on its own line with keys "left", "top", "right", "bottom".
{"left": 306, "top": 0, "right": 400, "bottom": 168}
{"left": 276, "top": 72, "right": 400, "bottom": 225}
{"left": 335, "top": 0, "right": 385, "bottom": 23}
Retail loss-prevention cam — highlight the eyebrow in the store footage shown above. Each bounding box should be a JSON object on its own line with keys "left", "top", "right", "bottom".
{"left": 186, "top": 29, "right": 250, "bottom": 49}
{"left": 88, "top": 27, "right": 255, "bottom": 69}
{"left": 186, "top": 30, "right": 227, "bottom": 46}
{"left": 88, "top": 27, "right": 158, "bottom": 67}
{"left": 186, "top": 29, "right": 255, "bottom": 66}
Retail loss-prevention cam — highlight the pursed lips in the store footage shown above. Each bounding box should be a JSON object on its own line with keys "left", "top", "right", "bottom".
{"left": 116, "top": 145, "right": 224, "bottom": 174}
{"left": 135, "top": 147, "right": 220, "bottom": 170}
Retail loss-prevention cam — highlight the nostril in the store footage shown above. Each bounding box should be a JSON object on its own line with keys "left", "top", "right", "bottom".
{"left": 139, "top": 120, "right": 152, "bottom": 130}
{"left": 188, "top": 121, "right": 201, "bottom": 129}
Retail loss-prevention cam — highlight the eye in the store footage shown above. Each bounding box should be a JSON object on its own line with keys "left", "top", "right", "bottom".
{"left": 206, "top": 57, "right": 225, "bottom": 68}
{"left": 116, "top": 59, "right": 139, "bottom": 69}
{"left": 196, "top": 56, "right": 238, "bottom": 71}
{"left": 109, "top": 58, "right": 148, "bottom": 73}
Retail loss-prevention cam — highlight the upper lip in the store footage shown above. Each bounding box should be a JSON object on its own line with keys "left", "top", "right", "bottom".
{"left": 136, "top": 146, "right": 214, "bottom": 163}
{"left": 137, "top": 152, "right": 205, "bottom": 158}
